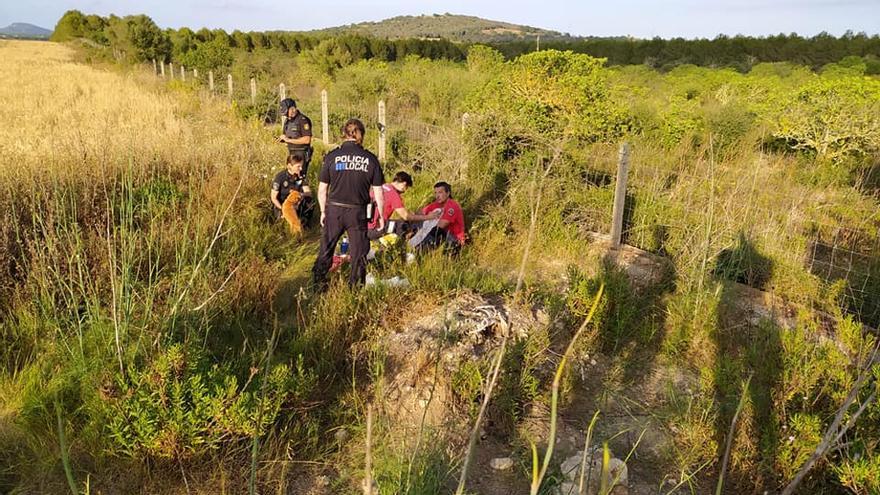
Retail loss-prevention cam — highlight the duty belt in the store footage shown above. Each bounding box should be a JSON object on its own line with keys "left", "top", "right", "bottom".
{"left": 328, "top": 201, "right": 363, "bottom": 209}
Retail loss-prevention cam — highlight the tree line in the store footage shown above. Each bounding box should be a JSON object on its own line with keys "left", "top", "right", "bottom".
{"left": 51, "top": 10, "right": 880, "bottom": 73}
{"left": 491, "top": 32, "right": 880, "bottom": 72}
{"left": 50, "top": 10, "right": 466, "bottom": 70}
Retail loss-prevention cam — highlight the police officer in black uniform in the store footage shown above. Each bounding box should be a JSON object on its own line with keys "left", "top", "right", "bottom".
{"left": 270, "top": 151, "right": 314, "bottom": 226}
{"left": 278, "top": 98, "right": 313, "bottom": 175}
{"left": 312, "top": 118, "right": 385, "bottom": 290}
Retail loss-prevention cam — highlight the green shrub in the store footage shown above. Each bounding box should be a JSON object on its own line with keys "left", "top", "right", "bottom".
{"left": 96, "top": 344, "right": 315, "bottom": 460}
{"left": 465, "top": 50, "right": 630, "bottom": 158}
{"left": 775, "top": 76, "right": 880, "bottom": 162}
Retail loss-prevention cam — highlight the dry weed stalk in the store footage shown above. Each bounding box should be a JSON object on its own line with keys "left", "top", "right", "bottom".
{"left": 530, "top": 283, "right": 604, "bottom": 495}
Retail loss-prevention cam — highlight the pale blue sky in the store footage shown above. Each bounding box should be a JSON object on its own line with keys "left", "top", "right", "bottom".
{"left": 2, "top": 0, "right": 878, "bottom": 39}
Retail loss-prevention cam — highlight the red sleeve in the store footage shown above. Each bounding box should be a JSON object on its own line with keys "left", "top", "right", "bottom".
{"left": 388, "top": 191, "right": 404, "bottom": 211}
{"left": 440, "top": 204, "right": 458, "bottom": 223}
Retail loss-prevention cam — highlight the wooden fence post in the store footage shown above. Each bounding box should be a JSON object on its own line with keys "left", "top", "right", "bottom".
{"left": 377, "top": 100, "right": 386, "bottom": 162}
{"left": 180, "top": 65, "right": 185, "bottom": 82}
{"left": 160, "top": 61, "right": 165, "bottom": 78}
{"left": 250, "top": 78, "right": 256, "bottom": 105}
{"left": 169, "top": 62, "right": 174, "bottom": 80}
{"left": 610, "top": 142, "right": 631, "bottom": 249}
{"left": 279, "top": 84, "right": 287, "bottom": 130}
{"left": 152, "top": 58, "right": 157, "bottom": 75}
{"left": 227, "top": 74, "right": 233, "bottom": 100}
{"left": 193, "top": 68, "right": 199, "bottom": 79}
{"left": 461, "top": 112, "right": 469, "bottom": 131}
{"left": 208, "top": 71, "right": 214, "bottom": 94}
{"left": 321, "top": 89, "right": 329, "bottom": 145}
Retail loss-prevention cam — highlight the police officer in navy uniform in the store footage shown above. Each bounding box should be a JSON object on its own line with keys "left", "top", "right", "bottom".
{"left": 270, "top": 151, "right": 314, "bottom": 226}
{"left": 278, "top": 98, "right": 313, "bottom": 175}
{"left": 312, "top": 118, "right": 385, "bottom": 290}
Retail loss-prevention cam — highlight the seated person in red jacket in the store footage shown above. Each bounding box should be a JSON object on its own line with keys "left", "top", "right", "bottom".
{"left": 367, "top": 171, "right": 440, "bottom": 240}
{"left": 417, "top": 181, "right": 466, "bottom": 250}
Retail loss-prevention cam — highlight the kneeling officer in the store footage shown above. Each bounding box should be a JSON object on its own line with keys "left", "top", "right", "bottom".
{"left": 312, "top": 118, "right": 385, "bottom": 290}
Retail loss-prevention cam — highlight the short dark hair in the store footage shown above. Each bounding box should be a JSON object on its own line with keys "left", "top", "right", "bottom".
{"left": 393, "top": 171, "right": 414, "bottom": 187}
{"left": 279, "top": 98, "right": 297, "bottom": 117}
{"left": 342, "top": 118, "right": 366, "bottom": 140}
{"left": 287, "top": 151, "right": 305, "bottom": 164}
{"left": 434, "top": 181, "right": 452, "bottom": 196}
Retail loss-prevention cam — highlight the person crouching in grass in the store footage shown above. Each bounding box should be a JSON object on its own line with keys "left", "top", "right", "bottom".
{"left": 367, "top": 171, "right": 441, "bottom": 240}
{"left": 271, "top": 152, "right": 314, "bottom": 235}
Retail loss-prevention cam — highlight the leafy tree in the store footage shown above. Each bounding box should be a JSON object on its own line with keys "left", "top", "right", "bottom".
{"left": 469, "top": 50, "right": 629, "bottom": 144}
{"left": 105, "top": 15, "right": 171, "bottom": 63}
{"left": 231, "top": 30, "right": 253, "bottom": 51}
{"left": 775, "top": 76, "right": 880, "bottom": 161}
{"left": 195, "top": 27, "right": 213, "bottom": 43}
{"left": 179, "top": 37, "right": 234, "bottom": 71}
{"left": 211, "top": 29, "right": 231, "bottom": 47}
{"left": 51, "top": 10, "right": 87, "bottom": 41}
{"left": 169, "top": 27, "right": 197, "bottom": 60}
{"left": 466, "top": 45, "right": 504, "bottom": 73}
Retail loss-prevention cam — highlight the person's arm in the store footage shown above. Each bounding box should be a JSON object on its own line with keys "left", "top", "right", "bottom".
{"left": 281, "top": 135, "right": 311, "bottom": 145}
{"left": 395, "top": 207, "right": 441, "bottom": 222}
{"left": 302, "top": 184, "right": 312, "bottom": 196}
{"left": 372, "top": 185, "right": 386, "bottom": 231}
{"left": 271, "top": 189, "right": 283, "bottom": 210}
{"left": 317, "top": 182, "right": 329, "bottom": 226}
{"left": 438, "top": 219, "right": 451, "bottom": 229}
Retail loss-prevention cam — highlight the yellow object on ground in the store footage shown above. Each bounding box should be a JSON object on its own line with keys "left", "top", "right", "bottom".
{"left": 282, "top": 191, "right": 303, "bottom": 235}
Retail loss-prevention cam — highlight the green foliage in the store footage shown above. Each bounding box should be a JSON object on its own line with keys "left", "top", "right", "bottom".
{"left": 775, "top": 76, "right": 880, "bottom": 162}
{"left": 836, "top": 449, "right": 880, "bottom": 495}
{"left": 334, "top": 59, "right": 391, "bottom": 101}
{"left": 467, "top": 50, "right": 630, "bottom": 150}
{"left": 466, "top": 45, "right": 504, "bottom": 73}
{"left": 104, "top": 14, "right": 171, "bottom": 63}
{"left": 178, "top": 36, "right": 234, "bottom": 71}
{"left": 776, "top": 413, "right": 823, "bottom": 479}
{"left": 51, "top": 10, "right": 107, "bottom": 44}
{"left": 493, "top": 32, "right": 880, "bottom": 70}
{"left": 98, "top": 345, "right": 315, "bottom": 460}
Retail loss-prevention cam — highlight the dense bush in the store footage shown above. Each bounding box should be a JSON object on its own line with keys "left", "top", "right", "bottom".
{"left": 98, "top": 345, "right": 315, "bottom": 460}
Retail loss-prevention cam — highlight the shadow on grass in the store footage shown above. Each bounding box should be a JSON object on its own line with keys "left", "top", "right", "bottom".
{"left": 712, "top": 233, "right": 782, "bottom": 491}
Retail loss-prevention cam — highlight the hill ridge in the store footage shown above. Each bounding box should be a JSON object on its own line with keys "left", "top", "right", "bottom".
{"left": 307, "top": 13, "right": 578, "bottom": 43}
{"left": 0, "top": 22, "right": 52, "bottom": 39}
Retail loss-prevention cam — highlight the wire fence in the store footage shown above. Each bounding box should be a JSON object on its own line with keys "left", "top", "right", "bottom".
{"left": 148, "top": 61, "right": 880, "bottom": 327}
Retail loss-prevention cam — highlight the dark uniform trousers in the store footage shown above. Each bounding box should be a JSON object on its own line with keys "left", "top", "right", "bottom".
{"left": 313, "top": 204, "right": 370, "bottom": 289}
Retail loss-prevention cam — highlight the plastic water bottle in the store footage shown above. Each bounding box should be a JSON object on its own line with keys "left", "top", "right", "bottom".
{"left": 340, "top": 236, "right": 349, "bottom": 255}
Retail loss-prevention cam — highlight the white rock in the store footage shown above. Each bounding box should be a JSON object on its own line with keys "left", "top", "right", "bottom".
{"left": 489, "top": 457, "right": 515, "bottom": 471}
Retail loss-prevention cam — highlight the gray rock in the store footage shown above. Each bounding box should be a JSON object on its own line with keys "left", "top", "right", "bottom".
{"left": 334, "top": 428, "right": 350, "bottom": 443}
{"left": 489, "top": 457, "right": 515, "bottom": 471}
{"left": 558, "top": 481, "right": 580, "bottom": 495}
{"left": 560, "top": 452, "right": 585, "bottom": 481}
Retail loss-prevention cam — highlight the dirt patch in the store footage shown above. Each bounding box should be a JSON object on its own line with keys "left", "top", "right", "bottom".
{"left": 378, "top": 291, "right": 535, "bottom": 432}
